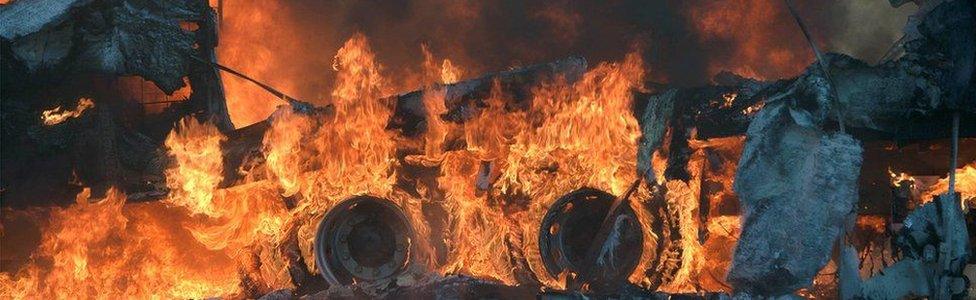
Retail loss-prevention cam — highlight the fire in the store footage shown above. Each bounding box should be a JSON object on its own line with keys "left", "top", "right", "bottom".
{"left": 441, "top": 60, "right": 463, "bottom": 84}
{"left": 741, "top": 101, "right": 765, "bottom": 116}
{"left": 415, "top": 82, "right": 525, "bottom": 284}
{"left": 887, "top": 168, "right": 917, "bottom": 189}
{"left": 721, "top": 93, "right": 737, "bottom": 108}
{"left": 496, "top": 51, "right": 649, "bottom": 287}
{"left": 921, "top": 161, "right": 976, "bottom": 209}
{"left": 3, "top": 32, "right": 753, "bottom": 297}
{"left": 0, "top": 189, "right": 242, "bottom": 299}
{"left": 405, "top": 50, "right": 654, "bottom": 287}
{"left": 421, "top": 44, "right": 465, "bottom": 85}
{"left": 889, "top": 161, "right": 976, "bottom": 209}
{"left": 40, "top": 98, "right": 95, "bottom": 126}
{"left": 0, "top": 114, "right": 299, "bottom": 298}
{"left": 165, "top": 118, "right": 226, "bottom": 216}
{"left": 657, "top": 136, "right": 744, "bottom": 293}
{"left": 260, "top": 34, "right": 436, "bottom": 276}
{"left": 434, "top": 151, "right": 521, "bottom": 284}
{"left": 164, "top": 118, "right": 290, "bottom": 290}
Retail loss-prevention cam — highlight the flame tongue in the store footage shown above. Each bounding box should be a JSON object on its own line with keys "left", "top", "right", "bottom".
{"left": 891, "top": 162, "right": 976, "bottom": 209}
{"left": 410, "top": 51, "right": 655, "bottom": 288}
{"left": 40, "top": 98, "right": 95, "bottom": 126}
{"left": 165, "top": 118, "right": 226, "bottom": 217}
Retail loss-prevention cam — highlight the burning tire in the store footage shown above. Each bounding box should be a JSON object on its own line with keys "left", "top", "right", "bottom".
{"left": 538, "top": 187, "right": 645, "bottom": 285}
{"left": 314, "top": 195, "right": 414, "bottom": 285}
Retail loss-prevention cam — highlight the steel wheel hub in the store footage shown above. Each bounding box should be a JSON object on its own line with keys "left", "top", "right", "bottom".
{"left": 539, "top": 187, "right": 644, "bottom": 285}
{"left": 315, "top": 196, "right": 413, "bottom": 285}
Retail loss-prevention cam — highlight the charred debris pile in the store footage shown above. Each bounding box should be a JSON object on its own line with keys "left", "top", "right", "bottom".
{"left": 1, "top": 0, "right": 974, "bottom": 299}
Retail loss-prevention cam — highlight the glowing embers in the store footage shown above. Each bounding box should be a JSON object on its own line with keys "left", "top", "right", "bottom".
{"left": 539, "top": 188, "right": 644, "bottom": 287}
{"left": 315, "top": 196, "right": 414, "bottom": 285}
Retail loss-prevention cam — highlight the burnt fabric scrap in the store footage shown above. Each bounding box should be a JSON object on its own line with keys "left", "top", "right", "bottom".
{"left": 727, "top": 73, "right": 863, "bottom": 295}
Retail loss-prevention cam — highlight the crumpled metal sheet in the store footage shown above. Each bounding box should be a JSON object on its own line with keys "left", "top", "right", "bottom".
{"left": 0, "top": 0, "right": 90, "bottom": 40}
{"left": 1, "top": 0, "right": 203, "bottom": 93}
{"left": 727, "top": 98, "right": 863, "bottom": 296}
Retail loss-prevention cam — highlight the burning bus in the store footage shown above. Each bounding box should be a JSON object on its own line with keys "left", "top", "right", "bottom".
{"left": 0, "top": 0, "right": 973, "bottom": 299}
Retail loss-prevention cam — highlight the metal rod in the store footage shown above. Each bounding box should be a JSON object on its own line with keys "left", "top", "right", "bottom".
{"left": 188, "top": 54, "right": 321, "bottom": 113}
{"left": 783, "top": 0, "right": 846, "bottom": 133}
{"left": 190, "top": 55, "right": 291, "bottom": 102}
{"left": 573, "top": 167, "right": 652, "bottom": 289}
{"left": 949, "top": 112, "right": 959, "bottom": 194}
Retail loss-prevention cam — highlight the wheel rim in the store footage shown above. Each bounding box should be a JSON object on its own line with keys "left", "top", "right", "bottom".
{"left": 315, "top": 195, "right": 413, "bottom": 285}
{"left": 538, "top": 187, "right": 644, "bottom": 284}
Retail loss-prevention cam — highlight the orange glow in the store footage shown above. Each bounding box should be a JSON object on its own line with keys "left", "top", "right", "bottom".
{"left": 687, "top": 1, "right": 812, "bottom": 79}
{"left": 889, "top": 161, "right": 976, "bottom": 209}
{"left": 920, "top": 162, "right": 976, "bottom": 209}
{"left": 217, "top": 1, "right": 303, "bottom": 128}
{"left": 421, "top": 44, "right": 465, "bottom": 86}
{"left": 855, "top": 215, "right": 887, "bottom": 235}
{"left": 40, "top": 98, "right": 94, "bottom": 126}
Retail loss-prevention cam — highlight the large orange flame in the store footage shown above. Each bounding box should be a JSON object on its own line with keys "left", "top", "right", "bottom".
{"left": 0, "top": 189, "right": 242, "bottom": 299}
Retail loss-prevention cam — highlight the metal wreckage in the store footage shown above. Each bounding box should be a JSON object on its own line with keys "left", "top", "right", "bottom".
{"left": 0, "top": 0, "right": 973, "bottom": 298}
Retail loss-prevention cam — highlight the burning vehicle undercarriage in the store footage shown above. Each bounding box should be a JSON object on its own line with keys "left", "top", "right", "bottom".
{"left": 1, "top": 0, "right": 974, "bottom": 299}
